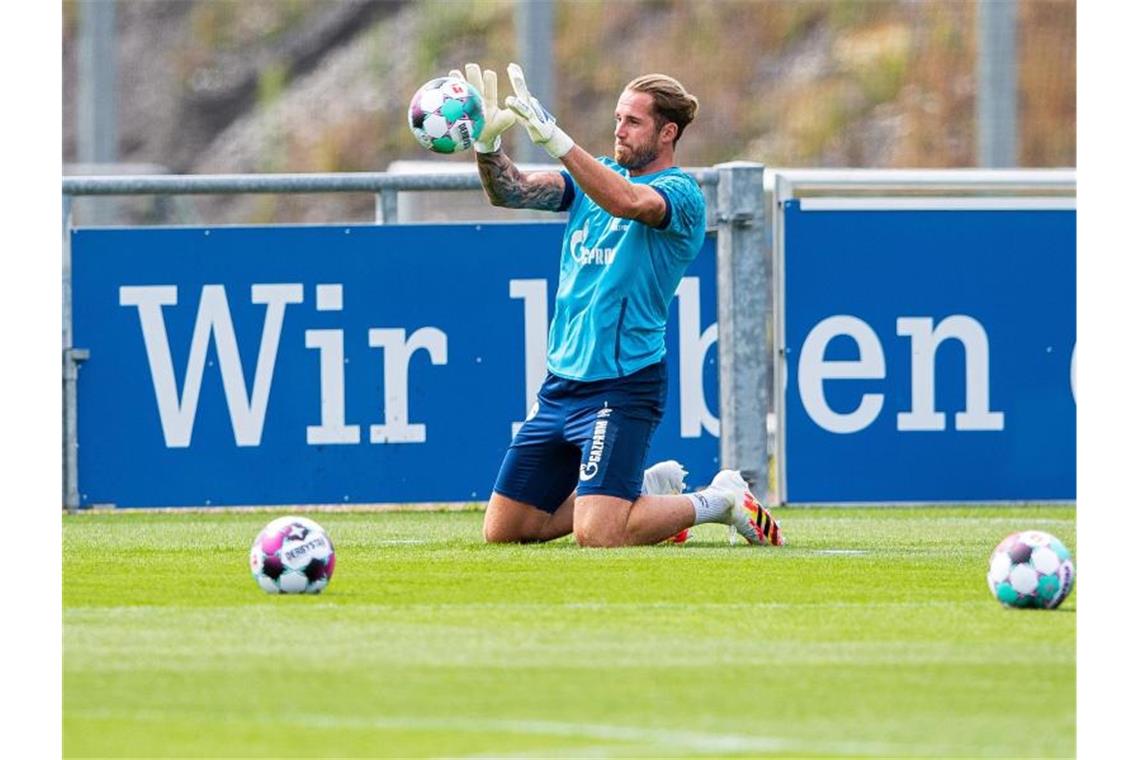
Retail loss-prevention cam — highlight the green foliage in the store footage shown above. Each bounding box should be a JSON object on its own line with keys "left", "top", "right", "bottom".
{"left": 827, "top": 0, "right": 890, "bottom": 30}
{"left": 189, "top": 0, "right": 311, "bottom": 51}
{"left": 857, "top": 46, "right": 907, "bottom": 106}
{"left": 414, "top": 0, "right": 512, "bottom": 79}
{"left": 256, "top": 61, "right": 288, "bottom": 109}
{"left": 779, "top": 0, "right": 830, "bottom": 47}
{"left": 188, "top": 0, "right": 237, "bottom": 51}
{"left": 64, "top": 506, "right": 1075, "bottom": 757}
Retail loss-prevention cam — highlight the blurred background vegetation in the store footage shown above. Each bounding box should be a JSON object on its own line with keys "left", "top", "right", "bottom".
{"left": 62, "top": 0, "right": 1075, "bottom": 224}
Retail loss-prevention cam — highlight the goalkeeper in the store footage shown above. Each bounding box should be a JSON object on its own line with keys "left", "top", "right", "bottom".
{"left": 458, "top": 62, "right": 784, "bottom": 548}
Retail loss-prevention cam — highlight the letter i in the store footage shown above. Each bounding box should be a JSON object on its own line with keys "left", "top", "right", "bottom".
{"left": 305, "top": 284, "right": 361, "bottom": 444}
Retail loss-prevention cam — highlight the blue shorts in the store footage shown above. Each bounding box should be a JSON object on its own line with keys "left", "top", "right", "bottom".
{"left": 493, "top": 361, "right": 668, "bottom": 513}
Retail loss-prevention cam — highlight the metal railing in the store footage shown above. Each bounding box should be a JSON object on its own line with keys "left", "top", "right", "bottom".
{"left": 62, "top": 165, "right": 1075, "bottom": 510}
{"left": 769, "top": 167, "right": 1075, "bottom": 199}
{"left": 63, "top": 168, "right": 721, "bottom": 224}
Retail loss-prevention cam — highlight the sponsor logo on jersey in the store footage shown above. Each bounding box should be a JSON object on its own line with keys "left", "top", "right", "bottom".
{"left": 604, "top": 217, "right": 631, "bottom": 235}
{"left": 569, "top": 221, "right": 616, "bottom": 266}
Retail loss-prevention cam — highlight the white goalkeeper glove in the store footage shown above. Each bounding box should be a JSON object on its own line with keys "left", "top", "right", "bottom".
{"left": 449, "top": 63, "right": 516, "bottom": 153}
{"left": 504, "top": 62, "right": 575, "bottom": 160}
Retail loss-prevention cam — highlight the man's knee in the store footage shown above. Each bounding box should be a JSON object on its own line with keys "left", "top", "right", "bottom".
{"left": 573, "top": 495, "right": 632, "bottom": 547}
{"left": 573, "top": 524, "right": 624, "bottom": 548}
{"left": 483, "top": 502, "right": 523, "bottom": 543}
{"left": 484, "top": 516, "right": 539, "bottom": 544}
{"left": 483, "top": 493, "right": 552, "bottom": 543}
{"left": 483, "top": 520, "right": 517, "bottom": 544}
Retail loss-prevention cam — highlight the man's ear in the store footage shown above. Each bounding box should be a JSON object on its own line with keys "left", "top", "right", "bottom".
{"left": 660, "top": 121, "right": 679, "bottom": 146}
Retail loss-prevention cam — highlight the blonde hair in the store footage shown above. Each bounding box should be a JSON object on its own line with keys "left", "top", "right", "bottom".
{"left": 624, "top": 73, "right": 700, "bottom": 145}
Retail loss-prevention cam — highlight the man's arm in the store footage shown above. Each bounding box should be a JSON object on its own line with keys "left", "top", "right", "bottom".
{"left": 449, "top": 63, "right": 564, "bottom": 211}
{"left": 502, "top": 63, "right": 665, "bottom": 226}
{"left": 476, "top": 150, "right": 568, "bottom": 211}
{"left": 559, "top": 146, "right": 666, "bottom": 227}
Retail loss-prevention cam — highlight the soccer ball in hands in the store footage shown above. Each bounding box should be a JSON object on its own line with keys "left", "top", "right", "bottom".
{"left": 408, "top": 76, "right": 485, "bottom": 154}
{"left": 986, "top": 530, "right": 1074, "bottom": 609}
{"left": 250, "top": 516, "right": 336, "bottom": 594}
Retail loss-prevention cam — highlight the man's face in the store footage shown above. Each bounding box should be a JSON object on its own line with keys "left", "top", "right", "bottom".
{"left": 614, "top": 89, "right": 666, "bottom": 171}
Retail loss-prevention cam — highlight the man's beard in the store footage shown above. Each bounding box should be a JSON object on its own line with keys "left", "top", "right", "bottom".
{"left": 616, "top": 140, "right": 659, "bottom": 171}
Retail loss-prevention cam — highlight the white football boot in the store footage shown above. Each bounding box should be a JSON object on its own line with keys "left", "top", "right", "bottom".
{"left": 708, "top": 469, "right": 785, "bottom": 546}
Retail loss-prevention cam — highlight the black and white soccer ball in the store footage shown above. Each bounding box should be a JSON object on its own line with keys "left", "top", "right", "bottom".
{"left": 249, "top": 516, "right": 336, "bottom": 594}
{"left": 986, "top": 530, "right": 1074, "bottom": 609}
{"left": 408, "top": 76, "right": 485, "bottom": 154}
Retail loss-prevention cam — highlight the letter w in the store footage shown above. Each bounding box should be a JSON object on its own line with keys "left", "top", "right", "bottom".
{"left": 119, "top": 284, "right": 304, "bottom": 447}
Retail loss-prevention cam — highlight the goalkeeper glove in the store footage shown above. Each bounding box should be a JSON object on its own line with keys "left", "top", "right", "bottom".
{"left": 504, "top": 62, "right": 575, "bottom": 159}
{"left": 449, "top": 63, "right": 516, "bottom": 153}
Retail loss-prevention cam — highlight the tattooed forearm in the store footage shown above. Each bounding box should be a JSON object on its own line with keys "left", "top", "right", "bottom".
{"left": 476, "top": 151, "right": 566, "bottom": 211}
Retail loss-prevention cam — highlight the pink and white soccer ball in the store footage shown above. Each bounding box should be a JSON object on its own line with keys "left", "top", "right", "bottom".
{"left": 249, "top": 516, "right": 336, "bottom": 594}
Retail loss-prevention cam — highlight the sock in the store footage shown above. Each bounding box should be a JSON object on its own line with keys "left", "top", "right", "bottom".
{"left": 687, "top": 489, "right": 730, "bottom": 525}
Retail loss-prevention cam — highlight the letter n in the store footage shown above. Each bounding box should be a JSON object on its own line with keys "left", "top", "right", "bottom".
{"left": 896, "top": 315, "right": 1004, "bottom": 432}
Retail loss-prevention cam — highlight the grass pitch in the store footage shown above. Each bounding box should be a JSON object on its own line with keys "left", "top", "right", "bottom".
{"left": 63, "top": 505, "right": 1075, "bottom": 758}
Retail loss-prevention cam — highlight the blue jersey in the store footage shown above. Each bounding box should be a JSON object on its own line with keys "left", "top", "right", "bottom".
{"left": 548, "top": 157, "right": 706, "bottom": 381}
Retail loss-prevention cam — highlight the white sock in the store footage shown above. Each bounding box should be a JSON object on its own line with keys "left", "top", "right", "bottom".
{"left": 687, "top": 489, "right": 730, "bottom": 524}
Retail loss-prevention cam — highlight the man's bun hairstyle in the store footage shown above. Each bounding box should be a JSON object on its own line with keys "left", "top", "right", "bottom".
{"left": 625, "top": 73, "right": 699, "bottom": 145}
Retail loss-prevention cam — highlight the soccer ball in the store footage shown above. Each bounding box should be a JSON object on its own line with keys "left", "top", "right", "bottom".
{"left": 249, "top": 516, "right": 336, "bottom": 594}
{"left": 407, "top": 76, "right": 485, "bottom": 153}
{"left": 986, "top": 530, "right": 1074, "bottom": 609}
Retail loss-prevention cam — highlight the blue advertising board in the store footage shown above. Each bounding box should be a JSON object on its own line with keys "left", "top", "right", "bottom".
{"left": 71, "top": 223, "right": 720, "bottom": 507}
{"left": 780, "top": 198, "right": 1076, "bottom": 503}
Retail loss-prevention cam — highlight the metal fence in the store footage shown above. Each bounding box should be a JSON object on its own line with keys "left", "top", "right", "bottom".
{"left": 61, "top": 165, "right": 1074, "bottom": 510}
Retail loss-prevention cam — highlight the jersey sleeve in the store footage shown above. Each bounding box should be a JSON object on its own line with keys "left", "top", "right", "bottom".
{"left": 648, "top": 173, "right": 706, "bottom": 239}
{"left": 558, "top": 169, "right": 578, "bottom": 213}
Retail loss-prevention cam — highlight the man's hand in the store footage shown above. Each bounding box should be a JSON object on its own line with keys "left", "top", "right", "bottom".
{"left": 449, "top": 63, "right": 516, "bottom": 153}
{"left": 504, "top": 62, "right": 575, "bottom": 159}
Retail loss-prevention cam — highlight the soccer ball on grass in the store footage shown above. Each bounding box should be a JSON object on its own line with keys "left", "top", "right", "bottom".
{"left": 250, "top": 516, "right": 336, "bottom": 594}
{"left": 986, "top": 530, "right": 1074, "bottom": 609}
{"left": 407, "top": 76, "right": 485, "bottom": 154}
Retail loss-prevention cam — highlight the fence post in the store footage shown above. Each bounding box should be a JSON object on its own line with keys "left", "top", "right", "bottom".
{"left": 63, "top": 348, "right": 89, "bottom": 514}
{"left": 375, "top": 189, "right": 398, "bottom": 224}
{"left": 514, "top": 0, "right": 555, "bottom": 166}
{"left": 62, "top": 195, "right": 85, "bottom": 512}
{"left": 714, "top": 162, "right": 769, "bottom": 491}
{"left": 977, "top": 0, "right": 1019, "bottom": 167}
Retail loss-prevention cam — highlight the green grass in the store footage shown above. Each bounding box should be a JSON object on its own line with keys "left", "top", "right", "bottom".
{"left": 63, "top": 506, "right": 1075, "bottom": 758}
